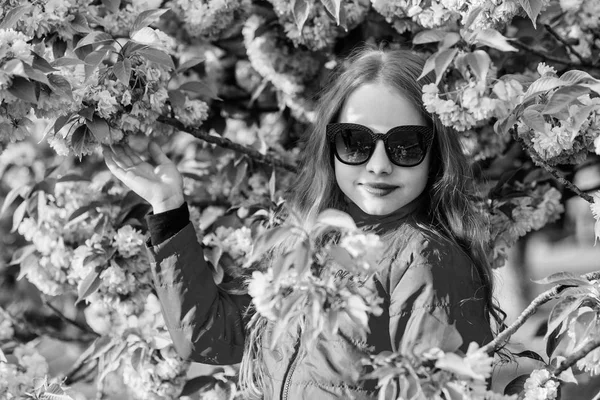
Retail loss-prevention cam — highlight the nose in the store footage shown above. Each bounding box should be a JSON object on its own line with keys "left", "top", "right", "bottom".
{"left": 366, "top": 141, "right": 392, "bottom": 175}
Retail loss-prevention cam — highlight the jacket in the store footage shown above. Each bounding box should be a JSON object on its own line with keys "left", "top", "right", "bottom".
{"left": 145, "top": 205, "right": 494, "bottom": 400}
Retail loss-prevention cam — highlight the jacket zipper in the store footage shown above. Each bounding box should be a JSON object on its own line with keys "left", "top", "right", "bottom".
{"left": 281, "top": 338, "right": 301, "bottom": 400}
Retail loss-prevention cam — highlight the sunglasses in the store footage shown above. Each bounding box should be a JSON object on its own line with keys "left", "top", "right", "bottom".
{"left": 326, "top": 123, "right": 434, "bottom": 167}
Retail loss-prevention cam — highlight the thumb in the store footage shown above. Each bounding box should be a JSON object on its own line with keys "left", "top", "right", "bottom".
{"left": 148, "top": 141, "right": 171, "bottom": 165}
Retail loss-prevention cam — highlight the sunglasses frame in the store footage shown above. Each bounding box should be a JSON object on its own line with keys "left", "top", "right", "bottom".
{"left": 326, "top": 123, "right": 435, "bottom": 167}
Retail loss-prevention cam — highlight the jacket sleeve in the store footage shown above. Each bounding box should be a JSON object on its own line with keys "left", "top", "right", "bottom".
{"left": 145, "top": 222, "right": 252, "bottom": 364}
{"left": 387, "top": 238, "right": 493, "bottom": 359}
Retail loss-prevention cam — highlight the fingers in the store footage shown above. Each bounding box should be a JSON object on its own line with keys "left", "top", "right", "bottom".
{"left": 122, "top": 144, "right": 144, "bottom": 165}
{"left": 102, "top": 146, "right": 127, "bottom": 181}
{"left": 148, "top": 141, "right": 172, "bottom": 165}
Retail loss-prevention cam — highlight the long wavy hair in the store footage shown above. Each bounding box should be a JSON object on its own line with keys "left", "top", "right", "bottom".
{"left": 239, "top": 45, "right": 505, "bottom": 398}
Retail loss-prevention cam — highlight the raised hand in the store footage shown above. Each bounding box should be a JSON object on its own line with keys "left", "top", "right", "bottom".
{"left": 103, "top": 142, "right": 185, "bottom": 213}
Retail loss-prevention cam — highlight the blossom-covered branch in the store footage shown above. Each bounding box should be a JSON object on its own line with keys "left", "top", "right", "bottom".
{"left": 552, "top": 337, "right": 600, "bottom": 378}
{"left": 157, "top": 116, "right": 298, "bottom": 173}
{"left": 481, "top": 270, "right": 600, "bottom": 353}
{"left": 511, "top": 128, "right": 595, "bottom": 203}
{"left": 511, "top": 41, "right": 595, "bottom": 70}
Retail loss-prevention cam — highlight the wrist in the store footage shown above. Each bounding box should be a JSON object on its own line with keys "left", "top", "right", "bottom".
{"left": 152, "top": 197, "right": 185, "bottom": 214}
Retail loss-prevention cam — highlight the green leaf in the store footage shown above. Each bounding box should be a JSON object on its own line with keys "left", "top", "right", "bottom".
{"left": 232, "top": 159, "right": 248, "bottom": 191}
{"left": 249, "top": 225, "right": 293, "bottom": 263}
{"left": 0, "top": 5, "right": 31, "bottom": 30}
{"left": 518, "top": 0, "right": 543, "bottom": 28}
{"left": 130, "top": 347, "right": 144, "bottom": 373}
{"left": 8, "top": 77, "right": 37, "bottom": 103}
{"left": 413, "top": 29, "right": 446, "bottom": 44}
{"left": 130, "top": 9, "right": 169, "bottom": 36}
{"left": 180, "top": 376, "right": 217, "bottom": 396}
{"left": 320, "top": 0, "right": 342, "bottom": 25}
{"left": 465, "top": 50, "right": 491, "bottom": 82}
{"left": 23, "top": 63, "right": 50, "bottom": 85}
{"left": 534, "top": 272, "right": 591, "bottom": 286}
{"left": 513, "top": 350, "right": 546, "bottom": 364}
{"left": 51, "top": 57, "right": 86, "bottom": 67}
{"left": 503, "top": 374, "right": 529, "bottom": 396}
{"left": 438, "top": 32, "right": 461, "bottom": 50}
{"left": 9, "top": 244, "right": 36, "bottom": 266}
{"left": 524, "top": 76, "right": 565, "bottom": 97}
{"left": 48, "top": 74, "right": 73, "bottom": 100}
{"left": 434, "top": 48, "right": 459, "bottom": 85}
{"left": 417, "top": 52, "right": 438, "bottom": 81}
{"left": 84, "top": 48, "right": 109, "bottom": 79}
{"left": 168, "top": 89, "right": 186, "bottom": 109}
{"left": 71, "top": 13, "right": 92, "bottom": 33}
{"left": 130, "top": 26, "right": 160, "bottom": 45}
{"left": 32, "top": 53, "right": 58, "bottom": 73}
{"left": 269, "top": 170, "right": 276, "bottom": 200}
{"left": 472, "top": 29, "right": 518, "bottom": 52}
{"left": 113, "top": 59, "right": 132, "bottom": 85}
{"left": 521, "top": 108, "right": 546, "bottom": 132}
{"left": 1, "top": 185, "right": 28, "bottom": 218}
{"left": 176, "top": 57, "right": 205, "bottom": 74}
{"left": 135, "top": 47, "right": 174, "bottom": 69}
{"left": 70, "top": 124, "right": 93, "bottom": 156}
{"left": 11, "top": 201, "right": 28, "bottom": 233}
{"left": 546, "top": 295, "right": 584, "bottom": 343}
{"left": 79, "top": 106, "right": 95, "bottom": 121}
{"left": 178, "top": 81, "right": 219, "bottom": 99}
{"left": 101, "top": 0, "right": 121, "bottom": 13}
{"left": 559, "top": 70, "right": 598, "bottom": 85}
{"left": 292, "top": 0, "right": 311, "bottom": 32}
{"left": 542, "top": 85, "right": 590, "bottom": 115}
{"left": 76, "top": 269, "right": 102, "bottom": 304}
{"left": 2, "top": 59, "right": 26, "bottom": 77}
{"left": 75, "top": 31, "right": 114, "bottom": 49}
{"left": 52, "top": 39, "right": 68, "bottom": 59}
{"left": 86, "top": 115, "right": 111, "bottom": 143}
{"left": 121, "top": 41, "right": 148, "bottom": 58}
{"left": 462, "top": 6, "right": 483, "bottom": 30}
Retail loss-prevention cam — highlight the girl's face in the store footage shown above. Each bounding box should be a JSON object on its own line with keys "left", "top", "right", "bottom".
{"left": 334, "top": 82, "right": 431, "bottom": 215}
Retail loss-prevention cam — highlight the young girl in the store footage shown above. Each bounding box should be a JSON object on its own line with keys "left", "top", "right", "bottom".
{"left": 103, "top": 46, "right": 503, "bottom": 399}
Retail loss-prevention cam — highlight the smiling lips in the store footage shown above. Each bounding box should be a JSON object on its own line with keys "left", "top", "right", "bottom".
{"left": 360, "top": 182, "right": 399, "bottom": 196}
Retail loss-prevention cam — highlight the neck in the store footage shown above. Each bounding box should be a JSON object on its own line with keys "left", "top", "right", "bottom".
{"left": 344, "top": 194, "right": 426, "bottom": 234}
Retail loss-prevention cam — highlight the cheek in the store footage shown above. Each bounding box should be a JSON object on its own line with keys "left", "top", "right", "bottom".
{"left": 334, "top": 160, "right": 356, "bottom": 191}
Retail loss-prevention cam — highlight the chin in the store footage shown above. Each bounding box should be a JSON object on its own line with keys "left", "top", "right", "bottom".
{"left": 359, "top": 202, "right": 399, "bottom": 216}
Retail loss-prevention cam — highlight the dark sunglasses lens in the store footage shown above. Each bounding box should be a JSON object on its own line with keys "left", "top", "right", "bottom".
{"left": 335, "top": 129, "right": 373, "bottom": 164}
{"left": 387, "top": 131, "right": 427, "bottom": 166}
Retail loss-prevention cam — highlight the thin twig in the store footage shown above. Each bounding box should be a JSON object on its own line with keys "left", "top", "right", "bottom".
{"left": 544, "top": 24, "right": 588, "bottom": 66}
{"left": 157, "top": 116, "right": 298, "bottom": 173}
{"left": 43, "top": 298, "right": 100, "bottom": 337}
{"left": 481, "top": 271, "right": 600, "bottom": 353}
{"left": 551, "top": 337, "right": 600, "bottom": 378}
{"left": 510, "top": 128, "right": 595, "bottom": 203}
{"left": 511, "top": 41, "right": 595, "bottom": 70}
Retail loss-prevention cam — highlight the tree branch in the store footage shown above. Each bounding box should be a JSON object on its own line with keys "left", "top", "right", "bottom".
{"left": 551, "top": 336, "right": 600, "bottom": 378}
{"left": 544, "top": 24, "right": 589, "bottom": 66}
{"left": 512, "top": 41, "right": 596, "bottom": 70}
{"left": 43, "top": 298, "right": 100, "bottom": 338}
{"left": 510, "top": 128, "right": 595, "bottom": 203}
{"left": 481, "top": 271, "right": 600, "bottom": 354}
{"left": 157, "top": 116, "right": 298, "bottom": 173}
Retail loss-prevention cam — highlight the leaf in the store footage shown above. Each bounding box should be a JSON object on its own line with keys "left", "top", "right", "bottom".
{"left": 75, "top": 31, "right": 114, "bottom": 49}
{"left": 1, "top": 185, "right": 28, "bottom": 217}
{"left": 504, "top": 374, "right": 529, "bottom": 396}
{"left": 176, "top": 57, "right": 205, "bottom": 74}
{"left": 9, "top": 244, "right": 36, "bottom": 266}
{"left": 232, "top": 159, "right": 248, "bottom": 191}
{"left": 0, "top": 5, "right": 31, "bottom": 30}
{"left": 168, "top": 89, "right": 186, "bottom": 109}
{"left": 320, "top": 0, "right": 342, "bottom": 25}
{"left": 130, "top": 9, "right": 169, "bottom": 36}
{"left": 70, "top": 124, "right": 92, "bottom": 156}
{"left": 79, "top": 105, "right": 95, "bottom": 121}
{"left": 249, "top": 226, "right": 293, "bottom": 263}
{"left": 521, "top": 108, "right": 546, "bottom": 133}
{"left": 130, "top": 347, "right": 144, "bottom": 373}
{"left": 533, "top": 272, "right": 591, "bottom": 286}
{"left": 417, "top": 52, "right": 438, "bottom": 81}
{"left": 86, "top": 115, "right": 111, "bottom": 143}
{"left": 130, "top": 26, "right": 160, "bottom": 46}
{"left": 434, "top": 48, "right": 459, "bottom": 85}
{"left": 439, "top": 32, "right": 461, "bottom": 50}
{"left": 71, "top": 13, "right": 92, "bottom": 33}
{"left": 518, "top": 0, "right": 544, "bottom": 28}
{"left": 23, "top": 63, "right": 50, "bottom": 85}
{"left": 413, "top": 29, "right": 446, "bottom": 44}
{"left": 7, "top": 77, "right": 37, "bottom": 103}
{"left": 524, "top": 76, "right": 565, "bottom": 97}
{"left": 316, "top": 209, "right": 357, "bottom": 230}
{"left": 513, "top": 350, "right": 546, "bottom": 364}
{"left": 178, "top": 81, "right": 219, "bottom": 99}
{"left": 101, "top": 0, "right": 121, "bottom": 13}
{"left": 542, "top": 85, "right": 590, "bottom": 115}
{"left": 463, "top": 6, "right": 483, "bottom": 30}
{"left": 180, "top": 376, "right": 217, "bottom": 396}
{"left": 135, "top": 47, "right": 174, "bottom": 69}
{"left": 292, "top": 0, "right": 310, "bottom": 32}
{"left": 52, "top": 39, "right": 68, "bottom": 59}
{"left": 84, "top": 48, "right": 109, "bottom": 79}
{"left": 559, "top": 70, "right": 598, "bottom": 85}
{"left": 121, "top": 41, "right": 148, "bottom": 58}
{"left": 269, "top": 170, "right": 276, "bottom": 200}
{"left": 51, "top": 57, "right": 86, "bottom": 67}
{"left": 48, "top": 74, "right": 73, "bottom": 100}
{"left": 2, "top": 59, "right": 26, "bottom": 77}
{"left": 465, "top": 50, "right": 491, "bottom": 82}
{"left": 113, "top": 59, "right": 132, "bottom": 85}
{"left": 76, "top": 269, "right": 102, "bottom": 304}
{"left": 546, "top": 295, "right": 585, "bottom": 343}
{"left": 472, "top": 29, "right": 518, "bottom": 52}
{"left": 32, "top": 53, "right": 58, "bottom": 73}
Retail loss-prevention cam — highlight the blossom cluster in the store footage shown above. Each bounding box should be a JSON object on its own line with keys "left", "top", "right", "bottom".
{"left": 522, "top": 369, "right": 559, "bottom": 400}
{"left": 487, "top": 183, "right": 564, "bottom": 268}
{"left": 553, "top": 0, "right": 600, "bottom": 63}
{"left": 268, "top": 0, "right": 369, "bottom": 51}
